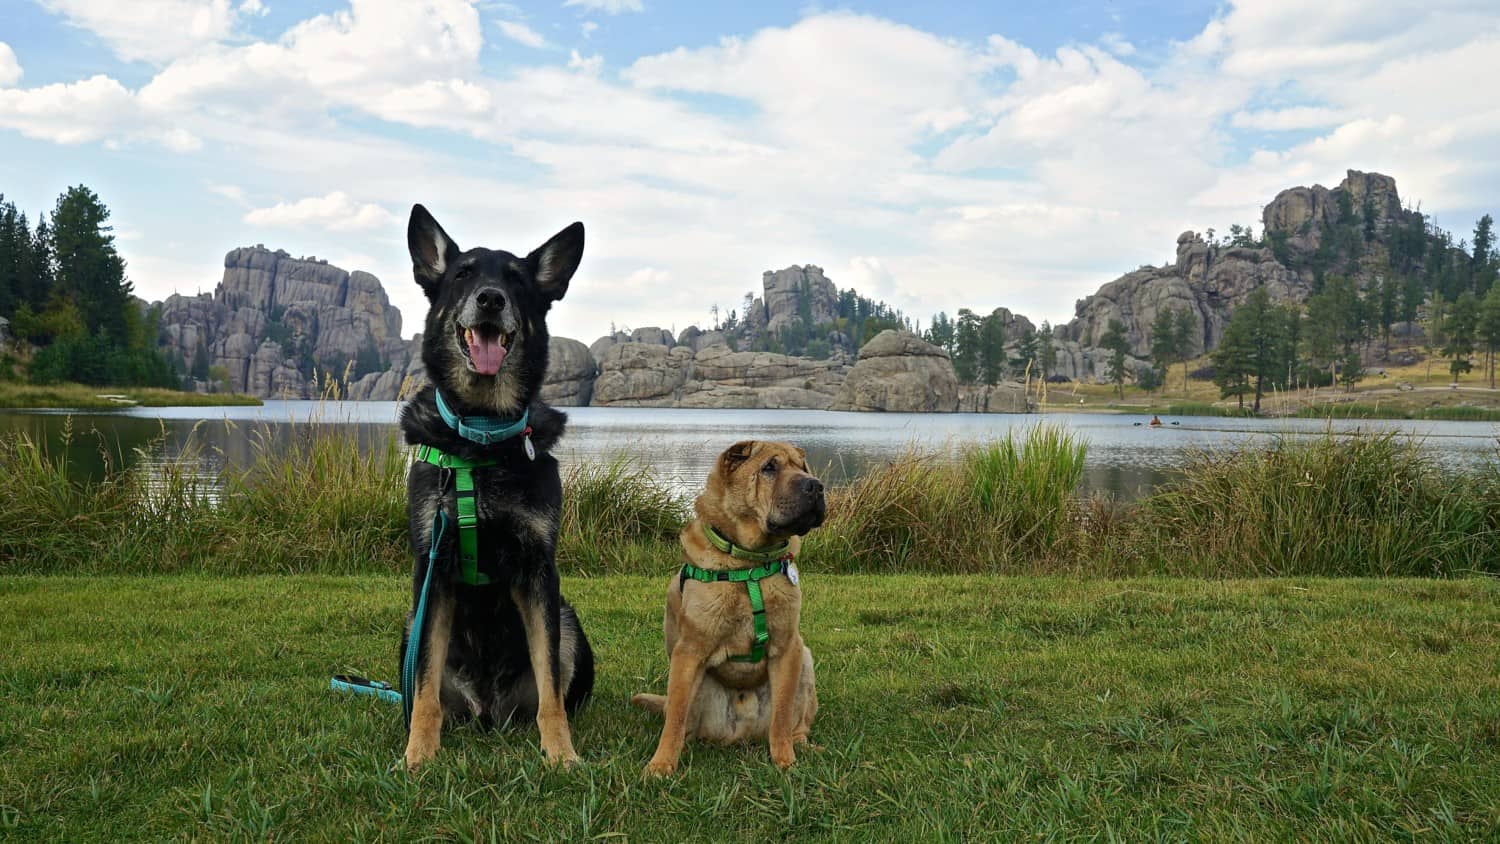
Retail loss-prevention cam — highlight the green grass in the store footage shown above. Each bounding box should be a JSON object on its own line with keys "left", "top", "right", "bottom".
{"left": 1293, "top": 402, "right": 1500, "bottom": 422}
{"left": 2, "top": 574, "right": 1497, "bottom": 841}
{"left": 4, "top": 425, "right": 1499, "bottom": 578}
{"left": 1156, "top": 401, "right": 1257, "bottom": 418}
{"left": 0, "top": 381, "right": 262, "bottom": 408}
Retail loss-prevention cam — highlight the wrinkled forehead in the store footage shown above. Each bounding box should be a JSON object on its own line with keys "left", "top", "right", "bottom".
{"left": 450, "top": 248, "right": 525, "bottom": 279}
{"left": 748, "top": 443, "right": 808, "bottom": 472}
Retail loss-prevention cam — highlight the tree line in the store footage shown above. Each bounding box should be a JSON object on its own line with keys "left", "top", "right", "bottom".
{"left": 0, "top": 186, "right": 179, "bottom": 388}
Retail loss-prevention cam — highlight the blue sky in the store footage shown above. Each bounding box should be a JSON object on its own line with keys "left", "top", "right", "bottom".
{"left": 2, "top": 1, "right": 1498, "bottom": 342}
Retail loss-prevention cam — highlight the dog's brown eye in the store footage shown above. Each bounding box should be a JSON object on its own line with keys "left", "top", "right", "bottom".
{"left": 454, "top": 265, "right": 472, "bottom": 280}
{"left": 761, "top": 460, "right": 777, "bottom": 476}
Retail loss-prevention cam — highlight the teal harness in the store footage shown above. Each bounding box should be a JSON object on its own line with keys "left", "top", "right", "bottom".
{"left": 679, "top": 524, "right": 796, "bottom": 664}
{"left": 332, "top": 390, "right": 534, "bottom": 725}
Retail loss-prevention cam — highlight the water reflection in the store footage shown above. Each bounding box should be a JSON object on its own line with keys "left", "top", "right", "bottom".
{"left": 2, "top": 402, "right": 1496, "bottom": 502}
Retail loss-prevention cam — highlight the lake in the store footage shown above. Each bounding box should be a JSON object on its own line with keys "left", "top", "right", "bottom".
{"left": 2, "top": 402, "right": 1497, "bottom": 500}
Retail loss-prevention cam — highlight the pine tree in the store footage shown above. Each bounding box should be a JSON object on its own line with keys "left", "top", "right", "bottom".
{"left": 1424, "top": 293, "right": 1447, "bottom": 382}
{"left": 1149, "top": 308, "right": 1181, "bottom": 396}
{"left": 1173, "top": 309, "right": 1195, "bottom": 393}
{"left": 977, "top": 312, "right": 1007, "bottom": 386}
{"left": 1038, "top": 322, "right": 1057, "bottom": 379}
{"left": 50, "top": 185, "right": 132, "bottom": 343}
{"left": 953, "top": 309, "right": 980, "bottom": 383}
{"left": 1445, "top": 291, "right": 1479, "bottom": 380}
{"left": 1100, "top": 319, "right": 1129, "bottom": 398}
{"left": 1010, "top": 327, "right": 1039, "bottom": 378}
{"left": 1212, "top": 318, "right": 1252, "bottom": 408}
{"left": 1477, "top": 284, "right": 1500, "bottom": 389}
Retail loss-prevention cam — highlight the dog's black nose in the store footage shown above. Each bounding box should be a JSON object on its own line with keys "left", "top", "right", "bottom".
{"left": 801, "top": 476, "right": 824, "bottom": 497}
{"left": 475, "top": 287, "right": 506, "bottom": 313}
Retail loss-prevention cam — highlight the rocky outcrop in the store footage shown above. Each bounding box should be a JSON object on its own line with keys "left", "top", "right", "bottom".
{"left": 762, "top": 265, "right": 838, "bottom": 333}
{"left": 957, "top": 383, "right": 1030, "bottom": 413}
{"left": 677, "top": 325, "right": 727, "bottom": 352}
{"left": 590, "top": 344, "right": 695, "bottom": 406}
{"left": 830, "top": 330, "right": 959, "bottom": 412}
{"left": 1060, "top": 232, "right": 1305, "bottom": 368}
{"left": 1263, "top": 169, "right": 1402, "bottom": 255}
{"left": 541, "top": 337, "right": 597, "bottom": 406}
{"left": 155, "top": 246, "right": 414, "bottom": 399}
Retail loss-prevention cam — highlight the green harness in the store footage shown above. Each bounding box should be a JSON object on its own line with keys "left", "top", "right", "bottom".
{"left": 678, "top": 524, "right": 796, "bottom": 663}
{"left": 414, "top": 444, "right": 500, "bottom": 587}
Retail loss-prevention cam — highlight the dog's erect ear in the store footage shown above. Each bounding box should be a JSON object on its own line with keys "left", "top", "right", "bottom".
{"left": 527, "top": 222, "right": 584, "bottom": 301}
{"left": 408, "top": 204, "right": 461, "bottom": 298}
{"left": 717, "top": 441, "right": 757, "bottom": 477}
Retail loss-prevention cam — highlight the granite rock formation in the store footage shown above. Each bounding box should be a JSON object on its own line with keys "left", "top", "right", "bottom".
{"left": 829, "top": 330, "right": 959, "bottom": 412}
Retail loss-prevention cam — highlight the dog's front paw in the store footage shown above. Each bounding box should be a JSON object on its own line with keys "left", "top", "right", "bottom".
{"left": 770, "top": 744, "right": 796, "bottom": 769}
{"left": 404, "top": 736, "right": 440, "bottom": 772}
{"left": 543, "top": 746, "right": 582, "bottom": 768}
{"left": 642, "top": 756, "right": 678, "bottom": 778}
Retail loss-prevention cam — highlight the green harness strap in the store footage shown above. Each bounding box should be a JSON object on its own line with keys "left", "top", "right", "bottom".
{"left": 679, "top": 524, "right": 795, "bottom": 663}
{"left": 415, "top": 444, "right": 500, "bottom": 587}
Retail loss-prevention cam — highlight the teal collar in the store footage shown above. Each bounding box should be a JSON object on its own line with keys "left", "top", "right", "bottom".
{"left": 434, "top": 389, "right": 531, "bottom": 448}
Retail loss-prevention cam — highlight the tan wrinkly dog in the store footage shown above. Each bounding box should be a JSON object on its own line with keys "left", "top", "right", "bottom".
{"left": 633, "top": 440, "right": 827, "bottom": 776}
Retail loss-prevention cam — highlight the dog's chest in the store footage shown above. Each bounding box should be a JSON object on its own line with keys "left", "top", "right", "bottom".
{"left": 691, "top": 576, "right": 801, "bottom": 653}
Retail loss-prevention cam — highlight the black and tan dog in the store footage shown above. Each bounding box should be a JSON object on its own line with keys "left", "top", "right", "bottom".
{"left": 398, "top": 205, "right": 593, "bottom": 771}
{"left": 632, "top": 441, "right": 826, "bottom": 775}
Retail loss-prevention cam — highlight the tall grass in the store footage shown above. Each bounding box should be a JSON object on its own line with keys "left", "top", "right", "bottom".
{"left": 559, "top": 457, "right": 689, "bottom": 575}
{"left": 1124, "top": 433, "right": 1499, "bottom": 576}
{"left": 1158, "top": 402, "right": 1256, "bottom": 417}
{"left": 2, "top": 424, "right": 1496, "bottom": 577}
{"left": 805, "top": 427, "right": 1087, "bottom": 573}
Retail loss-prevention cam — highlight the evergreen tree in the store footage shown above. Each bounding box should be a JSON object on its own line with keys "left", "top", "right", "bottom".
{"left": 925, "top": 311, "right": 955, "bottom": 355}
{"left": 1212, "top": 318, "right": 1252, "bottom": 408}
{"left": 50, "top": 185, "right": 132, "bottom": 343}
{"left": 1400, "top": 274, "right": 1423, "bottom": 342}
{"left": 1377, "top": 275, "right": 1398, "bottom": 354}
{"left": 1149, "top": 307, "right": 1180, "bottom": 396}
{"left": 1010, "top": 327, "right": 1038, "bottom": 379}
{"left": 1214, "top": 288, "right": 1286, "bottom": 411}
{"left": 1477, "top": 284, "right": 1500, "bottom": 389}
{"left": 1338, "top": 346, "right": 1364, "bottom": 391}
{"left": 1473, "top": 214, "right": 1497, "bottom": 296}
{"left": 190, "top": 338, "right": 211, "bottom": 381}
{"left": 953, "top": 309, "right": 980, "bottom": 383}
{"left": 977, "top": 312, "right": 1007, "bottom": 386}
{"left": 1424, "top": 293, "right": 1447, "bottom": 382}
{"left": 1445, "top": 291, "right": 1479, "bottom": 380}
{"left": 1173, "top": 308, "right": 1195, "bottom": 393}
{"left": 1037, "top": 322, "right": 1057, "bottom": 379}
{"left": 1100, "top": 319, "right": 1130, "bottom": 398}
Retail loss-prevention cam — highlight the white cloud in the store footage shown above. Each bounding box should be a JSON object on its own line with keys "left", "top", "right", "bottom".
{"left": 563, "top": 0, "right": 643, "bottom": 14}
{"left": 207, "top": 183, "right": 248, "bottom": 204}
{"left": 9, "top": 0, "right": 1500, "bottom": 340}
{"left": 243, "top": 192, "right": 400, "bottom": 232}
{"left": 1230, "top": 106, "right": 1346, "bottom": 131}
{"left": 39, "top": 0, "right": 242, "bottom": 63}
{"left": 581, "top": 20, "right": 598, "bottom": 38}
{"left": 0, "top": 43, "right": 21, "bottom": 86}
{"left": 497, "top": 19, "right": 547, "bottom": 49}
{"left": 567, "top": 50, "right": 602, "bottom": 75}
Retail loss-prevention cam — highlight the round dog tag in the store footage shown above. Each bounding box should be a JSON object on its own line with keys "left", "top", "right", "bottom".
{"left": 786, "top": 562, "right": 800, "bottom": 586}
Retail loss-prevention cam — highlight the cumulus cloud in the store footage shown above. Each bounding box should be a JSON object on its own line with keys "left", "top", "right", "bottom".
{"left": 243, "top": 192, "right": 400, "bottom": 232}
{"left": 10, "top": 0, "right": 1500, "bottom": 338}
{"left": 39, "top": 0, "right": 243, "bottom": 63}
{"left": 0, "top": 43, "right": 21, "bottom": 86}
{"left": 563, "top": 0, "right": 643, "bottom": 14}
{"left": 497, "top": 19, "right": 547, "bottom": 48}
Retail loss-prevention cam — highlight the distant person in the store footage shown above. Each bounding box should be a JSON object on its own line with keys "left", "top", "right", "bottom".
{"left": 1149, "top": 415, "right": 1163, "bottom": 427}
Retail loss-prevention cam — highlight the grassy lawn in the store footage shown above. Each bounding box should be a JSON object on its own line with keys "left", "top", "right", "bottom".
{"left": 3, "top": 574, "right": 1498, "bottom": 841}
{"left": 0, "top": 382, "right": 262, "bottom": 409}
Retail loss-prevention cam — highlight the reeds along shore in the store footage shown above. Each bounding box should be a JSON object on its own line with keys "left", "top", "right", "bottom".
{"left": 2, "top": 424, "right": 1497, "bottom": 578}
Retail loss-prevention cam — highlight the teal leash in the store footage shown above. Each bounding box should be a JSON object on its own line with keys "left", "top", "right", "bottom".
{"left": 331, "top": 509, "right": 447, "bottom": 726}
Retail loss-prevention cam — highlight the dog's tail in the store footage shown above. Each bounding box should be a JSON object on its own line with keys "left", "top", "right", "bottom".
{"left": 630, "top": 693, "right": 666, "bottom": 714}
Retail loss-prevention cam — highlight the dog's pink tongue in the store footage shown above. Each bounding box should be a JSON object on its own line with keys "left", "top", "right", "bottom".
{"left": 468, "top": 334, "right": 506, "bottom": 375}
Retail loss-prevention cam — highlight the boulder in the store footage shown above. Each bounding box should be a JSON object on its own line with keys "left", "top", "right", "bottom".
{"left": 541, "top": 337, "right": 598, "bottom": 406}
{"left": 590, "top": 343, "right": 694, "bottom": 406}
{"left": 677, "top": 325, "right": 728, "bottom": 352}
{"left": 629, "top": 326, "right": 676, "bottom": 347}
{"left": 829, "top": 330, "right": 958, "bottom": 412}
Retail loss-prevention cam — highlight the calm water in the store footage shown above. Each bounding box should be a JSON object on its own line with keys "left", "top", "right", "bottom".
{"left": 2, "top": 402, "right": 1497, "bottom": 500}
